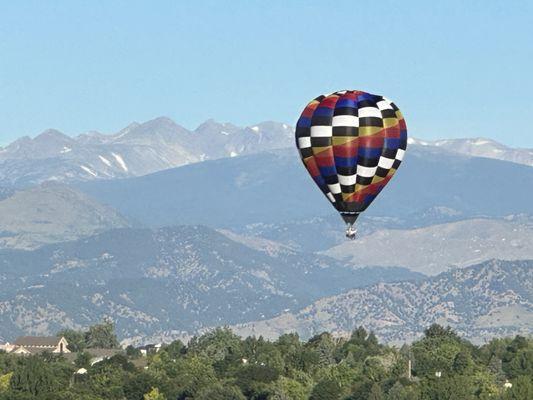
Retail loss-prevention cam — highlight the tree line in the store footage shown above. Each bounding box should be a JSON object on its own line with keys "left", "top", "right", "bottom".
{"left": 0, "top": 323, "right": 531, "bottom": 399}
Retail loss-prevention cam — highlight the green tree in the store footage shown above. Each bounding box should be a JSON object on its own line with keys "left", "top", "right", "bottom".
{"left": 85, "top": 320, "right": 120, "bottom": 349}
{"left": 241, "top": 336, "right": 284, "bottom": 376}
{"left": 10, "top": 357, "right": 59, "bottom": 396}
{"left": 350, "top": 327, "right": 368, "bottom": 345}
{"left": 452, "top": 351, "right": 472, "bottom": 374}
{"left": 0, "top": 373, "right": 12, "bottom": 393}
{"left": 123, "top": 372, "right": 157, "bottom": 400}
{"left": 420, "top": 375, "right": 476, "bottom": 400}
{"left": 188, "top": 328, "right": 242, "bottom": 362}
{"left": 144, "top": 387, "right": 166, "bottom": 400}
{"left": 174, "top": 356, "right": 217, "bottom": 399}
{"left": 269, "top": 376, "right": 309, "bottom": 400}
{"left": 312, "top": 364, "right": 356, "bottom": 399}
{"left": 387, "top": 381, "right": 410, "bottom": 400}
{"left": 502, "top": 376, "right": 533, "bottom": 400}
{"left": 487, "top": 355, "right": 506, "bottom": 384}
{"left": 364, "top": 356, "right": 387, "bottom": 382}
{"left": 368, "top": 383, "right": 384, "bottom": 400}
{"left": 423, "top": 324, "right": 459, "bottom": 339}
{"left": 310, "top": 379, "right": 342, "bottom": 400}
{"left": 196, "top": 384, "right": 245, "bottom": 400}
{"left": 275, "top": 333, "right": 303, "bottom": 375}
{"left": 86, "top": 362, "right": 126, "bottom": 399}
{"left": 236, "top": 363, "right": 280, "bottom": 398}
{"left": 306, "top": 332, "right": 337, "bottom": 367}
{"left": 161, "top": 340, "right": 184, "bottom": 360}
{"left": 75, "top": 351, "right": 92, "bottom": 369}
{"left": 411, "top": 326, "right": 463, "bottom": 378}
{"left": 504, "top": 349, "right": 533, "bottom": 379}
{"left": 126, "top": 345, "right": 142, "bottom": 359}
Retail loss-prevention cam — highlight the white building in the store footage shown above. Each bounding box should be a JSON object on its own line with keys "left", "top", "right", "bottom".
{"left": 11, "top": 336, "right": 70, "bottom": 354}
{"left": 0, "top": 342, "right": 16, "bottom": 353}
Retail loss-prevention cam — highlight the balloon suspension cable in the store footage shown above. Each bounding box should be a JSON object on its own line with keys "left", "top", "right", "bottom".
{"left": 345, "top": 223, "right": 357, "bottom": 240}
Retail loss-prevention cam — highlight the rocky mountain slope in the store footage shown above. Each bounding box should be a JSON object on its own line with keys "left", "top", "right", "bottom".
{"left": 324, "top": 217, "right": 533, "bottom": 275}
{"left": 0, "top": 183, "right": 130, "bottom": 250}
{"left": 0, "top": 118, "right": 293, "bottom": 186}
{"left": 0, "top": 225, "right": 420, "bottom": 341}
{"left": 229, "top": 259, "right": 533, "bottom": 344}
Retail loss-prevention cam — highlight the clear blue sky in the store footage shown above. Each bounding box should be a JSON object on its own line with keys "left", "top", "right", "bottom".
{"left": 1, "top": 0, "right": 532, "bottom": 147}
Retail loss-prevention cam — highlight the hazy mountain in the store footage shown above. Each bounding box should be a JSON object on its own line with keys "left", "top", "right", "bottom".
{"left": 0, "top": 183, "right": 130, "bottom": 250}
{"left": 0, "top": 117, "right": 293, "bottom": 187}
{"left": 0, "top": 225, "right": 421, "bottom": 341}
{"left": 323, "top": 217, "right": 533, "bottom": 275}
{"left": 2, "top": 129, "right": 76, "bottom": 160}
{"left": 1, "top": 121, "right": 532, "bottom": 345}
{"left": 0, "top": 187, "right": 15, "bottom": 201}
{"left": 77, "top": 145, "right": 533, "bottom": 230}
{"left": 234, "top": 208, "right": 472, "bottom": 254}
{"left": 2, "top": 118, "right": 530, "bottom": 188}
{"left": 229, "top": 259, "right": 533, "bottom": 344}
{"left": 408, "top": 137, "right": 533, "bottom": 166}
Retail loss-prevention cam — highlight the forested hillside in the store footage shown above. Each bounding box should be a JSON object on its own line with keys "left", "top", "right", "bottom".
{"left": 0, "top": 324, "right": 531, "bottom": 399}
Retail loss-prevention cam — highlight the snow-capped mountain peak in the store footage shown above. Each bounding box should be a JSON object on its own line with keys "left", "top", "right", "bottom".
{"left": 0, "top": 117, "right": 295, "bottom": 186}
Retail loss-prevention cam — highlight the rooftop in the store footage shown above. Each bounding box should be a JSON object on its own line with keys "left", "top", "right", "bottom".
{"left": 14, "top": 336, "right": 64, "bottom": 347}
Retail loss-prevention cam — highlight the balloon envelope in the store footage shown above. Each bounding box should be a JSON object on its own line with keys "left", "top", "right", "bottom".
{"left": 295, "top": 90, "right": 407, "bottom": 226}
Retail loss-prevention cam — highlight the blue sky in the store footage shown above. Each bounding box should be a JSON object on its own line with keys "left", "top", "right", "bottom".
{"left": 1, "top": 0, "right": 532, "bottom": 147}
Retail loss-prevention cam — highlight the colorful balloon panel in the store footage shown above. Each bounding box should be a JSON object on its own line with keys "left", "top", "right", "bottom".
{"left": 295, "top": 90, "right": 407, "bottom": 221}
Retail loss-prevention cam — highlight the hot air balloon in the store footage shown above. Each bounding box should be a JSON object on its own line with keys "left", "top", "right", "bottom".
{"left": 295, "top": 90, "right": 407, "bottom": 239}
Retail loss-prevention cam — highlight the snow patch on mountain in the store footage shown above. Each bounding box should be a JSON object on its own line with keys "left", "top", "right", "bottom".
{"left": 98, "top": 155, "right": 112, "bottom": 167}
{"left": 80, "top": 165, "right": 97, "bottom": 177}
{"left": 111, "top": 152, "right": 128, "bottom": 172}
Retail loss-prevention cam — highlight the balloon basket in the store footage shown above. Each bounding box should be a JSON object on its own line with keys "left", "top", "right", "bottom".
{"left": 345, "top": 223, "right": 357, "bottom": 240}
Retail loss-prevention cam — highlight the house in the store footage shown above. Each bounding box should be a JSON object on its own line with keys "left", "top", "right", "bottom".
{"left": 0, "top": 342, "right": 15, "bottom": 353}
{"left": 12, "top": 336, "right": 70, "bottom": 354}
{"left": 138, "top": 343, "right": 162, "bottom": 356}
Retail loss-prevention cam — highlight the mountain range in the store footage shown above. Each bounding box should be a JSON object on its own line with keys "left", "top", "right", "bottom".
{"left": 0, "top": 225, "right": 420, "bottom": 341}
{"left": 0, "top": 118, "right": 293, "bottom": 187}
{"left": 229, "top": 259, "right": 533, "bottom": 344}
{"left": 75, "top": 145, "right": 533, "bottom": 229}
{"left": 1, "top": 116, "right": 532, "bottom": 189}
{"left": 0, "top": 117, "right": 532, "bottom": 344}
{"left": 408, "top": 137, "right": 533, "bottom": 166}
{"left": 324, "top": 217, "right": 533, "bottom": 275}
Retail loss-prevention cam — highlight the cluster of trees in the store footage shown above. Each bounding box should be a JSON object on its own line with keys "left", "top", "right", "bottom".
{"left": 58, "top": 319, "right": 120, "bottom": 352}
{"left": 0, "top": 324, "right": 531, "bottom": 399}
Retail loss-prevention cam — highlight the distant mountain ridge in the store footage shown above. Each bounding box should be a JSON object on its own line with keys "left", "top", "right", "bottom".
{"left": 77, "top": 146, "right": 533, "bottom": 229}
{"left": 0, "top": 183, "right": 130, "bottom": 249}
{"left": 0, "top": 117, "right": 293, "bottom": 186}
{"left": 324, "top": 217, "right": 533, "bottom": 275}
{"left": 0, "top": 225, "right": 421, "bottom": 341}
{"left": 1, "top": 119, "right": 532, "bottom": 345}
{"left": 408, "top": 137, "right": 533, "bottom": 166}
{"left": 1, "top": 115, "right": 531, "bottom": 188}
{"left": 229, "top": 259, "right": 533, "bottom": 344}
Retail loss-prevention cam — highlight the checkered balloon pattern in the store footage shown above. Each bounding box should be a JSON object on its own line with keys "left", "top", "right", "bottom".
{"left": 295, "top": 90, "right": 407, "bottom": 221}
